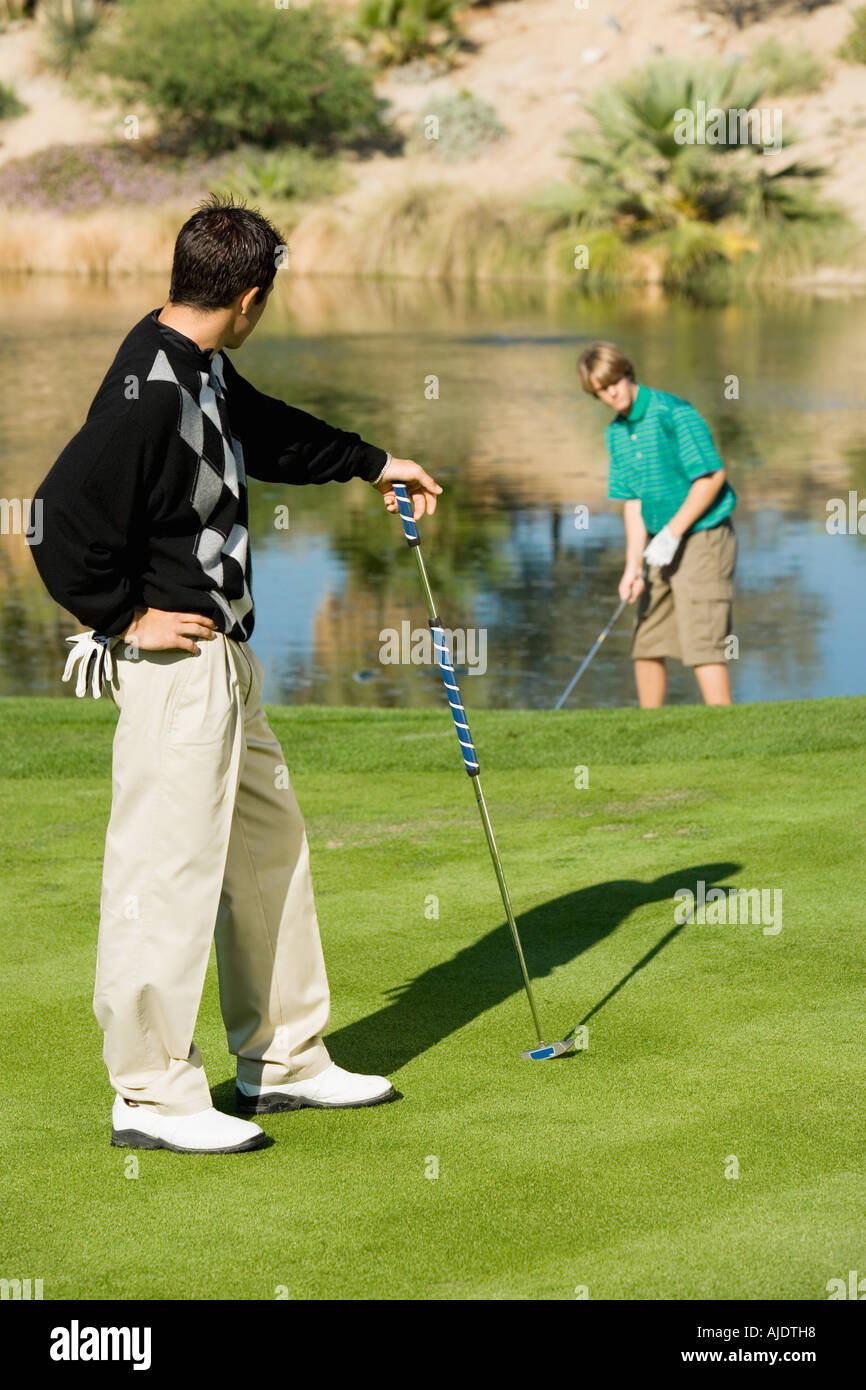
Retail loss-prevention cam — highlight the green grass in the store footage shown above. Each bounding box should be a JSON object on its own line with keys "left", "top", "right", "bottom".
{"left": 1, "top": 696, "right": 864, "bottom": 1300}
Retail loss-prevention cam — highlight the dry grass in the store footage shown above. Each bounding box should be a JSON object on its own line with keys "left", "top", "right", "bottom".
{"left": 288, "top": 184, "right": 556, "bottom": 281}
{"left": 0, "top": 186, "right": 554, "bottom": 281}
{"left": 0, "top": 203, "right": 189, "bottom": 277}
{"left": 0, "top": 185, "right": 862, "bottom": 289}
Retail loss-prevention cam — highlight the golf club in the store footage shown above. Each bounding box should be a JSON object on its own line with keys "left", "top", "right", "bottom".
{"left": 553, "top": 598, "right": 627, "bottom": 710}
{"left": 553, "top": 568, "right": 647, "bottom": 711}
{"left": 391, "top": 483, "right": 574, "bottom": 1062}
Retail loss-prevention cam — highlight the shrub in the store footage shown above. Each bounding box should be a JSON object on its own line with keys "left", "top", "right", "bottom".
{"left": 743, "top": 37, "right": 827, "bottom": 94}
{"left": 0, "top": 143, "right": 214, "bottom": 215}
{"left": 838, "top": 6, "right": 866, "bottom": 63}
{"left": 557, "top": 59, "right": 844, "bottom": 287}
{"left": 697, "top": 0, "right": 833, "bottom": 28}
{"left": 0, "top": 0, "right": 33, "bottom": 25}
{"left": 210, "top": 146, "right": 348, "bottom": 207}
{"left": 41, "top": 0, "right": 100, "bottom": 78}
{"left": 0, "top": 140, "right": 350, "bottom": 219}
{"left": 406, "top": 91, "right": 507, "bottom": 160}
{"left": 0, "top": 81, "right": 27, "bottom": 120}
{"left": 356, "top": 0, "right": 460, "bottom": 67}
{"left": 88, "top": 0, "right": 386, "bottom": 154}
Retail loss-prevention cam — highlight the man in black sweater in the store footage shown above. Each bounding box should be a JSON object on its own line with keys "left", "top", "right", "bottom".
{"left": 31, "top": 196, "right": 441, "bottom": 1154}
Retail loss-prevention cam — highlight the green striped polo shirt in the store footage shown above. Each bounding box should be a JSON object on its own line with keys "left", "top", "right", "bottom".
{"left": 605, "top": 384, "right": 736, "bottom": 536}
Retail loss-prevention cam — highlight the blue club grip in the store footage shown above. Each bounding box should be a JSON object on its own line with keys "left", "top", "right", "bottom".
{"left": 431, "top": 620, "right": 480, "bottom": 776}
{"left": 392, "top": 482, "right": 419, "bottom": 546}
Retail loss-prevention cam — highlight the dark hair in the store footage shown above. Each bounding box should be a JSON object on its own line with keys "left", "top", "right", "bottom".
{"left": 169, "top": 193, "right": 285, "bottom": 310}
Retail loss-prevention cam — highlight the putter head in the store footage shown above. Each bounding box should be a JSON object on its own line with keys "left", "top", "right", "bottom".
{"left": 520, "top": 1036, "right": 576, "bottom": 1061}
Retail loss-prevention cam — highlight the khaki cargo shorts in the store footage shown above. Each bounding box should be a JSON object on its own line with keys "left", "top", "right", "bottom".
{"left": 632, "top": 520, "right": 736, "bottom": 667}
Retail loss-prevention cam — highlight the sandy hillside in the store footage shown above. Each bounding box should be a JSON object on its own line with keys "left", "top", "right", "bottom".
{"left": 0, "top": 16, "right": 117, "bottom": 159}
{"left": 364, "top": 0, "right": 866, "bottom": 224}
{"left": 1, "top": 0, "right": 865, "bottom": 224}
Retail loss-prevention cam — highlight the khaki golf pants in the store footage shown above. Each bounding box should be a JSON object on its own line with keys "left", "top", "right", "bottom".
{"left": 94, "top": 633, "right": 331, "bottom": 1114}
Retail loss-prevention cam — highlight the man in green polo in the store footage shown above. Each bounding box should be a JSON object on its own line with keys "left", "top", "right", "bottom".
{"left": 579, "top": 341, "right": 736, "bottom": 707}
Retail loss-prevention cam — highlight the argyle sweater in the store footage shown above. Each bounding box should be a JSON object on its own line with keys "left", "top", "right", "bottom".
{"left": 30, "top": 309, "right": 388, "bottom": 641}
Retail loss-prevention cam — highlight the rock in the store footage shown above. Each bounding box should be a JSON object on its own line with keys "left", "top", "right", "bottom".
{"left": 580, "top": 47, "right": 606, "bottom": 66}
{"left": 689, "top": 22, "right": 713, "bottom": 39}
{"left": 391, "top": 57, "right": 450, "bottom": 85}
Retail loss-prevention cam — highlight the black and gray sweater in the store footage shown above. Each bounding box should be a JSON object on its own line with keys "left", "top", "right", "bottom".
{"left": 30, "top": 309, "right": 388, "bottom": 640}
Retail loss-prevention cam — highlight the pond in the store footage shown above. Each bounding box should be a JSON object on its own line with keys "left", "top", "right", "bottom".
{"left": 2, "top": 275, "right": 865, "bottom": 709}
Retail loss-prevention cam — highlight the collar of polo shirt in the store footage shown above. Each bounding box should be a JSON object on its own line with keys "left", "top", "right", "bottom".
{"left": 623, "top": 382, "right": 650, "bottom": 422}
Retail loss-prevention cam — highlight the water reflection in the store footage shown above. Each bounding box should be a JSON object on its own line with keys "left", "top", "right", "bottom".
{"left": 1, "top": 276, "right": 864, "bottom": 705}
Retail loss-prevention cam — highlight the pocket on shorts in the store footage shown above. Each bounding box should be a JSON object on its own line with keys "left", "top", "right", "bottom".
{"left": 676, "top": 524, "right": 735, "bottom": 600}
{"left": 681, "top": 596, "right": 732, "bottom": 662}
{"left": 673, "top": 525, "right": 735, "bottom": 663}
{"left": 711, "top": 521, "right": 736, "bottom": 588}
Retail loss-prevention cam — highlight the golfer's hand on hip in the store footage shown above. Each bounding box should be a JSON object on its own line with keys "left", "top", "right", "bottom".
{"left": 374, "top": 458, "right": 442, "bottom": 520}
{"left": 619, "top": 568, "right": 645, "bottom": 604}
{"left": 123, "top": 608, "right": 219, "bottom": 654}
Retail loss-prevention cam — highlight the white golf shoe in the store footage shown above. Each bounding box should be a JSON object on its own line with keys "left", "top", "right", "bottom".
{"left": 235, "top": 1062, "right": 396, "bottom": 1114}
{"left": 111, "top": 1095, "right": 267, "bottom": 1153}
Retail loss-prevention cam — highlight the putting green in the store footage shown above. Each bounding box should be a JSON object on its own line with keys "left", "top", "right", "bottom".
{"left": 1, "top": 696, "right": 863, "bottom": 1300}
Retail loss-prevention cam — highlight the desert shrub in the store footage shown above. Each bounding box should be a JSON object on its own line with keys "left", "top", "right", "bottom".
{"left": 696, "top": 1, "right": 833, "bottom": 27}
{"left": 88, "top": 0, "right": 386, "bottom": 154}
{"left": 0, "top": 143, "right": 214, "bottom": 214}
{"left": 406, "top": 91, "right": 507, "bottom": 160}
{"left": 743, "top": 37, "right": 827, "bottom": 94}
{"left": 0, "top": 81, "right": 27, "bottom": 120}
{"left": 356, "top": 0, "right": 460, "bottom": 67}
{"left": 0, "top": 0, "right": 35, "bottom": 25}
{"left": 0, "top": 138, "right": 351, "bottom": 218}
{"left": 41, "top": 0, "right": 100, "bottom": 77}
{"left": 838, "top": 6, "right": 866, "bottom": 63}
{"left": 554, "top": 58, "right": 844, "bottom": 288}
{"left": 210, "top": 146, "right": 348, "bottom": 206}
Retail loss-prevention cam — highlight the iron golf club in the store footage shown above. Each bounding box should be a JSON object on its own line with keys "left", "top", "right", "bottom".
{"left": 553, "top": 568, "right": 647, "bottom": 711}
{"left": 391, "top": 483, "right": 574, "bottom": 1062}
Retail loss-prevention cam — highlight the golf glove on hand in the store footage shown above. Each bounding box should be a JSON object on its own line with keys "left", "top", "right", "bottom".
{"left": 643, "top": 524, "right": 681, "bottom": 569}
{"left": 62, "top": 630, "right": 115, "bottom": 699}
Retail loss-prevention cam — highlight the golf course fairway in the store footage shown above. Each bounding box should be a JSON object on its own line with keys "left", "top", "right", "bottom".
{"left": 1, "top": 695, "right": 863, "bottom": 1301}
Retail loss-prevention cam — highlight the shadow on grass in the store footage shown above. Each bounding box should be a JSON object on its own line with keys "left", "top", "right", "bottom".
{"left": 323, "top": 860, "right": 740, "bottom": 1074}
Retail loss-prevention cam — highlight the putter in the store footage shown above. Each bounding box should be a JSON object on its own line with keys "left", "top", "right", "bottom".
{"left": 392, "top": 483, "right": 574, "bottom": 1062}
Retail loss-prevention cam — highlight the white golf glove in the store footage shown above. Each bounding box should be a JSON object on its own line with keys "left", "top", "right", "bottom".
{"left": 643, "top": 524, "right": 681, "bottom": 569}
{"left": 62, "top": 630, "right": 115, "bottom": 699}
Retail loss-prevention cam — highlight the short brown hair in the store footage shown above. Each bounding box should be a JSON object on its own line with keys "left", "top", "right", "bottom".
{"left": 577, "top": 342, "right": 636, "bottom": 395}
